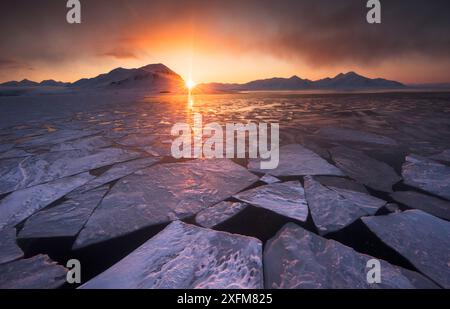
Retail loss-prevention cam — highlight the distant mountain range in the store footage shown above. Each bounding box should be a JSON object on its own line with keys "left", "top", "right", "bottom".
{"left": 0, "top": 63, "right": 185, "bottom": 93}
{"left": 198, "top": 71, "right": 405, "bottom": 92}
{"left": 0, "top": 79, "right": 69, "bottom": 87}
{"left": 0, "top": 64, "right": 408, "bottom": 93}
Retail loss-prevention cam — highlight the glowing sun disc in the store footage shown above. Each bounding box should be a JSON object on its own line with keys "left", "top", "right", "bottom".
{"left": 186, "top": 79, "right": 196, "bottom": 90}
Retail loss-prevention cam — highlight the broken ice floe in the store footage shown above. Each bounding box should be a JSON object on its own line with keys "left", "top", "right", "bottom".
{"left": 429, "top": 149, "right": 450, "bottom": 164}
{"left": 391, "top": 191, "right": 450, "bottom": 220}
{"left": 0, "top": 227, "right": 24, "bottom": 264}
{"left": 0, "top": 147, "right": 141, "bottom": 195}
{"left": 264, "top": 223, "right": 437, "bottom": 289}
{"left": 401, "top": 155, "right": 450, "bottom": 200}
{"left": 318, "top": 127, "right": 398, "bottom": 146}
{"left": 304, "top": 176, "right": 386, "bottom": 235}
{"left": 18, "top": 186, "right": 109, "bottom": 239}
{"left": 362, "top": 210, "right": 450, "bottom": 288}
{"left": 73, "top": 159, "right": 258, "bottom": 249}
{"left": 68, "top": 157, "right": 160, "bottom": 196}
{"left": 260, "top": 174, "right": 281, "bottom": 184}
{"left": 195, "top": 201, "right": 248, "bottom": 228}
{"left": 248, "top": 144, "right": 344, "bottom": 177}
{"left": 233, "top": 181, "right": 309, "bottom": 222}
{"left": 0, "top": 172, "right": 94, "bottom": 229}
{"left": 80, "top": 221, "right": 263, "bottom": 289}
{"left": 0, "top": 254, "right": 67, "bottom": 289}
{"left": 314, "top": 176, "right": 368, "bottom": 194}
{"left": 49, "top": 135, "right": 112, "bottom": 152}
{"left": 17, "top": 129, "right": 97, "bottom": 149}
{"left": 330, "top": 146, "right": 401, "bottom": 192}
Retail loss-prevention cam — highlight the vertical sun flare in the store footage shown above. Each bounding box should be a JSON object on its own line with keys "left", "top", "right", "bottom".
{"left": 186, "top": 79, "right": 196, "bottom": 90}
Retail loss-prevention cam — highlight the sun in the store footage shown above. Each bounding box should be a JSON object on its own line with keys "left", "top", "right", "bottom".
{"left": 186, "top": 79, "right": 196, "bottom": 90}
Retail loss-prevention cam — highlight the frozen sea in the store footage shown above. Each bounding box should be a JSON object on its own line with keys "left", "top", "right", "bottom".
{"left": 0, "top": 90, "right": 449, "bottom": 289}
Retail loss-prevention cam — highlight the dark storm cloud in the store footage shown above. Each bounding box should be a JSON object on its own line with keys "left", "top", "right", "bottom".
{"left": 0, "top": 58, "right": 33, "bottom": 70}
{"left": 0, "top": 0, "right": 449, "bottom": 71}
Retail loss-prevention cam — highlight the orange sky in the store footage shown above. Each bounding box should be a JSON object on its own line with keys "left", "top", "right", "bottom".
{"left": 1, "top": 1, "right": 450, "bottom": 84}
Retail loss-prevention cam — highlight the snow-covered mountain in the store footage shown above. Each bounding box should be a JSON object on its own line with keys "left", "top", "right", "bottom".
{"left": 70, "top": 63, "right": 185, "bottom": 93}
{"left": 200, "top": 71, "right": 405, "bottom": 92}
{"left": 313, "top": 72, "right": 404, "bottom": 89}
{"left": 1, "top": 64, "right": 186, "bottom": 94}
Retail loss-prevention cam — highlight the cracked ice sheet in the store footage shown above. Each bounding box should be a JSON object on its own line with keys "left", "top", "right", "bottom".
{"left": 16, "top": 129, "right": 98, "bottom": 149}
{"left": 233, "top": 181, "right": 309, "bottom": 222}
{"left": 68, "top": 157, "right": 160, "bottom": 196}
{"left": 362, "top": 210, "right": 450, "bottom": 288}
{"left": 402, "top": 155, "right": 450, "bottom": 200}
{"left": 264, "top": 223, "right": 438, "bottom": 289}
{"left": 195, "top": 201, "right": 248, "bottom": 228}
{"left": 18, "top": 186, "right": 109, "bottom": 239}
{"left": 304, "top": 176, "right": 386, "bottom": 235}
{"left": 0, "top": 254, "right": 67, "bottom": 289}
{"left": 317, "top": 127, "right": 398, "bottom": 146}
{"left": 80, "top": 221, "right": 263, "bottom": 289}
{"left": 0, "top": 172, "right": 94, "bottom": 229}
{"left": 330, "top": 146, "right": 401, "bottom": 192}
{"left": 0, "top": 227, "right": 24, "bottom": 264}
{"left": 49, "top": 135, "right": 112, "bottom": 152}
{"left": 73, "top": 159, "right": 258, "bottom": 249}
{"left": 248, "top": 144, "right": 344, "bottom": 177}
{"left": 391, "top": 191, "right": 450, "bottom": 221}
{"left": 0, "top": 147, "right": 141, "bottom": 195}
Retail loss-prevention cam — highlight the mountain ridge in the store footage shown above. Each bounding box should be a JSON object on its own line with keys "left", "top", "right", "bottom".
{"left": 199, "top": 71, "right": 405, "bottom": 92}
{"left": 1, "top": 64, "right": 406, "bottom": 91}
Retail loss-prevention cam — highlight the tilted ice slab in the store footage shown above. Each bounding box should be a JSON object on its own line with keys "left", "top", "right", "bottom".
{"left": 0, "top": 172, "right": 94, "bottom": 229}
{"left": 73, "top": 159, "right": 258, "bottom": 249}
{"left": 402, "top": 155, "right": 450, "bottom": 200}
{"left": 0, "top": 254, "right": 67, "bottom": 289}
{"left": 80, "top": 221, "right": 263, "bottom": 289}
{"left": 233, "top": 181, "right": 309, "bottom": 222}
{"left": 330, "top": 146, "right": 401, "bottom": 192}
{"left": 304, "top": 176, "right": 386, "bottom": 235}
{"left": 0, "top": 147, "right": 141, "bottom": 195}
{"left": 362, "top": 210, "right": 450, "bottom": 288}
{"left": 314, "top": 176, "right": 368, "bottom": 194}
{"left": 195, "top": 201, "right": 248, "bottom": 228}
{"left": 318, "top": 127, "right": 398, "bottom": 146}
{"left": 264, "top": 223, "right": 437, "bottom": 289}
{"left": 248, "top": 144, "right": 344, "bottom": 177}
{"left": 18, "top": 186, "right": 109, "bottom": 239}
{"left": 68, "top": 157, "right": 160, "bottom": 196}
{"left": 0, "top": 227, "right": 24, "bottom": 264}
{"left": 391, "top": 191, "right": 450, "bottom": 221}
{"left": 260, "top": 174, "right": 281, "bottom": 184}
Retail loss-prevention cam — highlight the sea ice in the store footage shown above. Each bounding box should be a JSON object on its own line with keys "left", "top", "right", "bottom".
{"left": 234, "top": 181, "right": 309, "bottom": 222}
{"left": 0, "top": 172, "right": 94, "bottom": 229}
{"left": 362, "top": 210, "right": 450, "bottom": 288}
{"left": 80, "top": 221, "right": 263, "bottom": 289}
{"left": 304, "top": 176, "right": 386, "bottom": 235}
{"left": 391, "top": 191, "right": 450, "bottom": 220}
{"left": 0, "top": 254, "right": 67, "bottom": 289}
{"left": 264, "top": 223, "right": 437, "bottom": 289}
{"left": 402, "top": 155, "right": 450, "bottom": 200}
{"left": 0, "top": 227, "right": 24, "bottom": 264}
{"left": 18, "top": 186, "right": 109, "bottom": 239}
{"left": 195, "top": 201, "right": 248, "bottom": 228}
{"left": 73, "top": 159, "right": 258, "bottom": 249}
{"left": 330, "top": 146, "right": 401, "bottom": 192}
{"left": 248, "top": 144, "right": 344, "bottom": 177}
